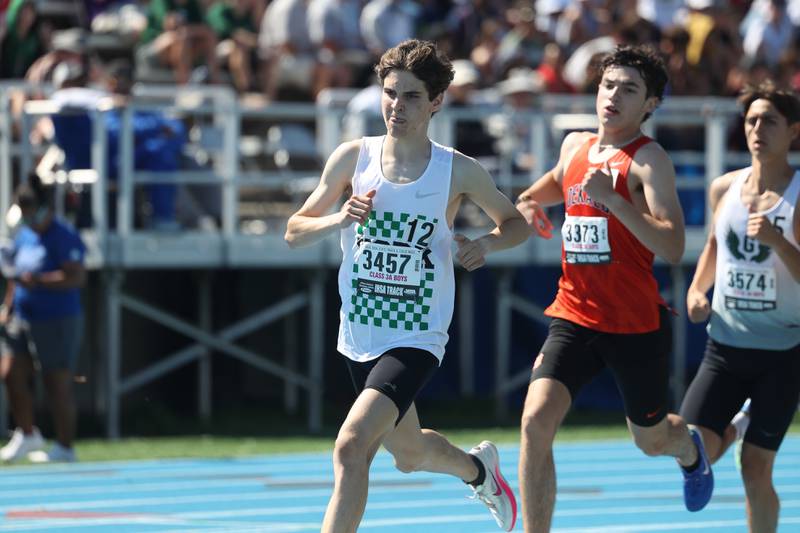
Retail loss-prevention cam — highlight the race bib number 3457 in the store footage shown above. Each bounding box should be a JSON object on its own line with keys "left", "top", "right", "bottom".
{"left": 562, "top": 215, "right": 611, "bottom": 264}
{"left": 355, "top": 242, "right": 422, "bottom": 300}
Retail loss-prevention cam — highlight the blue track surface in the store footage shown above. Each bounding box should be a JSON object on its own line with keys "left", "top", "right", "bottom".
{"left": 0, "top": 436, "right": 798, "bottom": 532}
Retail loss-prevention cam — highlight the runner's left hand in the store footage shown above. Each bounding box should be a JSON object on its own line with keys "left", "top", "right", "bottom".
{"left": 454, "top": 234, "right": 489, "bottom": 271}
{"left": 747, "top": 204, "right": 783, "bottom": 247}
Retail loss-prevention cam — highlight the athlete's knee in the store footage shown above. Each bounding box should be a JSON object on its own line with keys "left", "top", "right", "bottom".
{"left": 333, "top": 431, "right": 371, "bottom": 471}
{"left": 740, "top": 454, "right": 774, "bottom": 488}
{"left": 632, "top": 432, "right": 668, "bottom": 457}
{"left": 391, "top": 447, "right": 426, "bottom": 474}
{"left": 520, "top": 408, "right": 559, "bottom": 449}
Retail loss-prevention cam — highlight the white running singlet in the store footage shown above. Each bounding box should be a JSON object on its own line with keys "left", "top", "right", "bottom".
{"left": 709, "top": 168, "right": 800, "bottom": 350}
{"left": 337, "top": 136, "right": 455, "bottom": 363}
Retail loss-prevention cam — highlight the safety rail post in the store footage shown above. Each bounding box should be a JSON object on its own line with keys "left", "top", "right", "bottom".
{"left": 704, "top": 102, "right": 727, "bottom": 229}
{"left": 220, "top": 91, "right": 238, "bottom": 240}
{"left": 308, "top": 270, "right": 325, "bottom": 433}
{"left": 118, "top": 106, "right": 134, "bottom": 237}
{"left": 457, "top": 271, "right": 475, "bottom": 396}
{"left": 105, "top": 269, "right": 123, "bottom": 439}
{"left": 0, "top": 88, "right": 12, "bottom": 237}
{"left": 18, "top": 110, "right": 32, "bottom": 183}
{"left": 671, "top": 265, "right": 688, "bottom": 409}
{"left": 90, "top": 106, "right": 108, "bottom": 235}
{"left": 494, "top": 269, "right": 513, "bottom": 420}
{"left": 531, "top": 112, "right": 548, "bottom": 189}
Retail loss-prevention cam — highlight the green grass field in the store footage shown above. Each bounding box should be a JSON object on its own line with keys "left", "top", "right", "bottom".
{"left": 65, "top": 409, "right": 800, "bottom": 462}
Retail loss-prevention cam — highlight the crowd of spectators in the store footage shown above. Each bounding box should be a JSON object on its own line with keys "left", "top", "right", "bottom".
{"left": 2, "top": 0, "right": 800, "bottom": 230}
{"left": 2, "top": 0, "right": 800, "bottom": 101}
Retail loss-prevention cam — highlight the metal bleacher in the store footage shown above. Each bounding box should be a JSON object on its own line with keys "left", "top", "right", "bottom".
{"left": 0, "top": 83, "right": 775, "bottom": 436}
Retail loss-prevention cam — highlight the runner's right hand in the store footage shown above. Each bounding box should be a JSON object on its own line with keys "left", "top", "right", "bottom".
{"left": 687, "top": 288, "right": 711, "bottom": 323}
{"left": 340, "top": 189, "right": 376, "bottom": 227}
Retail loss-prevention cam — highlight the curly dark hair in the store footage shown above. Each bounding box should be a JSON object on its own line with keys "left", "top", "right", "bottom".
{"left": 738, "top": 80, "right": 800, "bottom": 124}
{"left": 598, "top": 45, "right": 668, "bottom": 122}
{"left": 374, "top": 39, "right": 454, "bottom": 101}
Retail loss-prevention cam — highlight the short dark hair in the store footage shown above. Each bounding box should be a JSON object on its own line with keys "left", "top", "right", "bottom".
{"left": 374, "top": 39, "right": 454, "bottom": 101}
{"left": 15, "top": 172, "right": 53, "bottom": 209}
{"left": 738, "top": 80, "right": 800, "bottom": 124}
{"left": 599, "top": 45, "right": 668, "bottom": 121}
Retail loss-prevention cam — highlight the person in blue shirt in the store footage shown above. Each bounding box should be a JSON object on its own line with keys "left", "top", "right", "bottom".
{"left": 0, "top": 174, "right": 86, "bottom": 463}
{"left": 49, "top": 60, "right": 185, "bottom": 229}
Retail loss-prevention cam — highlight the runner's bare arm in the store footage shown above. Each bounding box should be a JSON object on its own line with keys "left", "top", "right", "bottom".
{"left": 285, "top": 141, "right": 367, "bottom": 248}
{"left": 451, "top": 153, "right": 529, "bottom": 271}
{"left": 747, "top": 185, "right": 800, "bottom": 282}
{"left": 593, "top": 142, "right": 685, "bottom": 264}
{"left": 516, "top": 132, "right": 592, "bottom": 237}
{"left": 686, "top": 173, "right": 735, "bottom": 323}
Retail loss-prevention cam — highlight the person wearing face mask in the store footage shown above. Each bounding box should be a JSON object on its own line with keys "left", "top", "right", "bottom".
{"left": 0, "top": 173, "right": 86, "bottom": 463}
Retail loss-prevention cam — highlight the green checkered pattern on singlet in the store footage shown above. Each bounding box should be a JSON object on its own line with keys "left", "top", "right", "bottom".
{"left": 350, "top": 211, "right": 438, "bottom": 331}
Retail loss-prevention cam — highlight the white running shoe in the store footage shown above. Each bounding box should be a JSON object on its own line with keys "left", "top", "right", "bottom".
{"left": 0, "top": 427, "right": 45, "bottom": 463}
{"left": 28, "top": 443, "right": 77, "bottom": 463}
{"left": 468, "top": 441, "right": 518, "bottom": 531}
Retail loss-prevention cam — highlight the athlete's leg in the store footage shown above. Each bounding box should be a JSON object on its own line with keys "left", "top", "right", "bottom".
{"left": 384, "top": 395, "right": 517, "bottom": 530}
{"left": 382, "top": 403, "right": 477, "bottom": 480}
{"left": 628, "top": 415, "right": 697, "bottom": 466}
{"left": 739, "top": 346, "right": 800, "bottom": 532}
{"left": 0, "top": 352, "right": 36, "bottom": 433}
{"left": 604, "top": 309, "right": 712, "bottom": 511}
{"left": 679, "top": 339, "right": 750, "bottom": 463}
{"left": 519, "top": 376, "right": 571, "bottom": 533}
{"left": 519, "top": 319, "right": 601, "bottom": 533}
{"left": 740, "top": 443, "right": 778, "bottom": 533}
{"left": 321, "top": 389, "right": 398, "bottom": 533}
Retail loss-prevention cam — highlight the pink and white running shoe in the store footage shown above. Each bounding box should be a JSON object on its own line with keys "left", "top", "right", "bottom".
{"left": 468, "top": 440, "right": 518, "bottom": 531}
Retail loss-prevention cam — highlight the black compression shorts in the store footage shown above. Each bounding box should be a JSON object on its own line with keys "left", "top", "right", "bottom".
{"left": 531, "top": 306, "right": 672, "bottom": 427}
{"left": 344, "top": 347, "right": 439, "bottom": 425}
{"left": 680, "top": 338, "right": 800, "bottom": 451}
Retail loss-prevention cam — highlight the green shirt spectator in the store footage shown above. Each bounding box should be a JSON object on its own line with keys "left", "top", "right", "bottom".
{"left": 140, "top": 0, "right": 205, "bottom": 44}
{"left": 0, "top": 0, "right": 42, "bottom": 79}
{"left": 206, "top": 0, "right": 256, "bottom": 40}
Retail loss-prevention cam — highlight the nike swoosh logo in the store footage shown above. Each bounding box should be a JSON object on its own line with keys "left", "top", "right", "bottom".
{"left": 609, "top": 161, "right": 624, "bottom": 167}
{"left": 415, "top": 191, "right": 440, "bottom": 199}
{"left": 491, "top": 470, "right": 502, "bottom": 496}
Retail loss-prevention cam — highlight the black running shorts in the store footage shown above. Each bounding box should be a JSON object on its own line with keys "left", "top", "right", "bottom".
{"left": 680, "top": 338, "right": 800, "bottom": 451}
{"left": 531, "top": 306, "right": 672, "bottom": 427}
{"left": 344, "top": 347, "right": 439, "bottom": 424}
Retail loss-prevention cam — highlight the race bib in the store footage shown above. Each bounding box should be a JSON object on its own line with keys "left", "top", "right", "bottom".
{"left": 355, "top": 242, "right": 422, "bottom": 300}
{"left": 562, "top": 215, "right": 611, "bottom": 264}
{"left": 722, "top": 264, "right": 777, "bottom": 311}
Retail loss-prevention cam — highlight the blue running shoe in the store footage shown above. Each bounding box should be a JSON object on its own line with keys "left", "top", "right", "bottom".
{"left": 683, "top": 427, "right": 714, "bottom": 512}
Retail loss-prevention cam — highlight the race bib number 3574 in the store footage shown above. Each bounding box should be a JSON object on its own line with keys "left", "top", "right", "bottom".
{"left": 722, "top": 264, "right": 777, "bottom": 311}
{"left": 355, "top": 242, "right": 422, "bottom": 300}
{"left": 562, "top": 215, "right": 611, "bottom": 264}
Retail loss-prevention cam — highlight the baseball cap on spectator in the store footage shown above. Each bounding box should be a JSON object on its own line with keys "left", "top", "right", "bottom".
{"left": 51, "top": 28, "right": 88, "bottom": 53}
{"left": 685, "top": 0, "right": 714, "bottom": 10}
{"left": 535, "top": 0, "right": 568, "bottom": 15}
{"left": 451, "top": 60, "right": 479, "bottom": 87}
{"left": 498, "top": 68, "right": 544, "bottom": 96}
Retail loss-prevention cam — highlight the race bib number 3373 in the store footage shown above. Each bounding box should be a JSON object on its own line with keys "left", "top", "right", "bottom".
{"left": 356, "top": 242, "right": 422, "bottom": 300}
{"left": 562, "top": 215, "right": 611, "bottom": 264}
